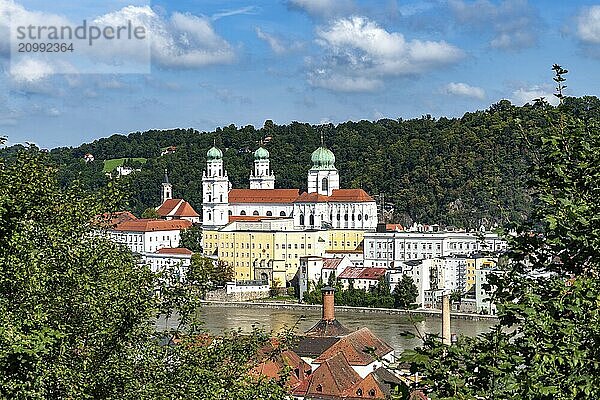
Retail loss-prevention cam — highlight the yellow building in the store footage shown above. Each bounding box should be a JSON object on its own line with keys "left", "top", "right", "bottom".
{"left": 465, "top": 256, "right": 497, "bottom": 291}
{"left": 203, "top": 218, "right": 366, "bottom": 283}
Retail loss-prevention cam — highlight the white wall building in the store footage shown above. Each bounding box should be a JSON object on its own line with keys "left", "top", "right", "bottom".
{"left": 364, "top": 231, "right": 507, "bottom": 268}
{"left": 201, "top": 142, "right": 378, "bottom": 231}
{"left": 143, "top": 247, "right": 193, "bottom": 279}
{"left": 107, "top": 219, "right": 192, "bottom": 254}
{"left": 298, "top": 256, "right": 352, "bottom": 300}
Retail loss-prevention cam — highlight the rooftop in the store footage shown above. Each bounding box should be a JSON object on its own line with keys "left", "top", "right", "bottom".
{"left": 229, "top": 188, "right": 300, "bottom": 204}
{"left": 114, "top": 219, "right": 192, "bottom": 232}
{"left": 338, "top": 267, "right": 387, "bottom": 280}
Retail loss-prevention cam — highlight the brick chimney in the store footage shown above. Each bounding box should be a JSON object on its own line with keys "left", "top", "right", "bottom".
{"left": 322, "top": 286, "right": 335, "bottom": 321}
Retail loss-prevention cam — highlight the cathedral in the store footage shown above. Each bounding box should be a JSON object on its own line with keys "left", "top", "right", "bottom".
{"left": 201, "top": 142, "right": 378, "bottom": 231}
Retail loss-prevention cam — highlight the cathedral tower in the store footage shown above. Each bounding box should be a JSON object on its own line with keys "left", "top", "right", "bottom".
{"left": 249, "top": 145, "right": 275, "bottom": 189}
{"left": 202, "top": 145, "right": 230, "bottom": 228}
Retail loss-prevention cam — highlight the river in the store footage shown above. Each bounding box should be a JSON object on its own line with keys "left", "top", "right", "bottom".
{"left": 173, "top": 305, "right": 496, "bottom": 351}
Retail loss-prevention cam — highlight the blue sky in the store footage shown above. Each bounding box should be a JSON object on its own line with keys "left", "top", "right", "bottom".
{"left": 1, "top": 0, "right": 600, "bottom": 148}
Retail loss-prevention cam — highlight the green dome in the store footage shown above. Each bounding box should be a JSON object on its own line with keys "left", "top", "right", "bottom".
{"left": 254, "top": 146, "right": 269, "bottom": 160}
{"left": 206, "top": 146, "right": 223, "bottom": 160}
{"left": 311, "top": 146, "right": 335, "bottom": 169}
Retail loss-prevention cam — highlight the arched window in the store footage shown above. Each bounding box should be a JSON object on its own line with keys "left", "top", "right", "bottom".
{"left": 309, "top": 214, "right": 315, "bottom": 226}
{"left": 280, "top": 211, "right": 286, "bottom": 216}
{"left": 352, "top": 213, "right": 355, "bottom": 221}
{"left": 321, "top": 177, "right": 328, "bottom": 192}
{"left": 220, "top": 194, "right": 223, "bottom": 202}
{"left": 228, "top": 210, "right": 232, "bottom": 216}
{"left": 208, "top": 194, "right": 212, "bottom": 202}
{"left": 358, "top": 214, "right": 362, "bottom": 221}
{"left": 266, "top": 211, "right": 273, "bottom": 216}
{"left": 240, "top": 210, "right": 246, "bottom": 215}
{"left": 336, "top": 214, "right": 340, "bottom": 221}
{"left": 253, "top": 210, "right": 259, "bottom": 216}
{"left": 299, "top": 214, "right": 305, "bottom": 225}
{"left": 207, "top": 212, "right": 212, "bottom": 221}
{"left": 365, "top": 214, "right": 369, "bottom": 220}
{"left": 344, "top": 213, "right": 349, "bottom": 221}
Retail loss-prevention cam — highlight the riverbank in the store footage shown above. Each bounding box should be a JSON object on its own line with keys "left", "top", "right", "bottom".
{"left": 200, "top": 300, "right": 498, "bottom": 321}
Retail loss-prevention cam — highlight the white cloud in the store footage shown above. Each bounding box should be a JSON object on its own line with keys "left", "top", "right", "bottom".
{"left": 444, "top": 82, "right": 485, "bottom": 99}
{"left": 511, "top": 85, "right": 559, "bottom": 106}
{"left": 288, "top": 0, "right": 355, "bottom": 18}
{"left": 449, "top": 0, "right": 539, "bottom": 50}
{"left": 309, "top": 16, "right": 464, "bottom": 92}
{"left": 9, "top": 58, "right": 55, "bottom": 82}
{"left": 1, "top": 1, "right": 235, "bottom": 77}
{"left": 255, "top": 27, "right": 303, "bottom": 55}
{"left": 94, "top": 6, "right": 235, "bottom": 68}
{"left": 576, "top": 5, "right": 600, "bottom": 44}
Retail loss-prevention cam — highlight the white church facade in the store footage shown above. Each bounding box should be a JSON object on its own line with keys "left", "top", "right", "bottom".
{"left": 201, "top": 142, "right": 378, "bottom": 231}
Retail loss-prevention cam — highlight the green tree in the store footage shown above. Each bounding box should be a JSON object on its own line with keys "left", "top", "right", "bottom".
{"left": 179, "top": 224, "right": 203, "bottom": 252}
{"left": 0, "top": 145, "right": 287, "bottom": 399}
{"left": 141, "top": 206, "right": 160, "bottom": 219}
{"left": 392, "top": 275, "right": 419, "bottom": 309}
{"left": 402, "top": 65, "right": 600, "bottom": 399}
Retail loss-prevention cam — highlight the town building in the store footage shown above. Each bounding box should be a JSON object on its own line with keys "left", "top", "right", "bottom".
{"left": 143, "top": 247, "right": 193, "bottom": 275}
{"left": 106, "top": 218, "right": 192, "bottom": 254}
{"left": 201, "top": 141, "right": 378, "bottom": 231}
{"left": 338, "top": 267, "right": 387, "bottom": 291}
{"left": 298, "top": 256, "right": 353, "bottom": 300}
{"left": 363, "top": 229, "right": 507, "bottom": 268}
{"left": 156, "top": 170, "right": 201, "bottom": 223}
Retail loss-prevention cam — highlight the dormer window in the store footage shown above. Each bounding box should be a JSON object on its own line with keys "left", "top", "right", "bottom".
{"left": 316, "top": 384, "right": 323, "bottom": 392}
{"left": 368, "top": 388, "right": 376, "bottom": 397}
{"left": 356, "top": 388, "right": 363, "bottom": 396}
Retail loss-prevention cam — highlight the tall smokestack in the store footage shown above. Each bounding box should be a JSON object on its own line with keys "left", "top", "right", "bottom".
{"left": 322, "top": 286, "right": 335, "bottom": 321}
{"left": 442, "top": 293, "right": 451, "bottom": 345}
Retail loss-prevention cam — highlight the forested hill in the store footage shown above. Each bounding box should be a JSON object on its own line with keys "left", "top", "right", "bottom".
{"left": 11, "top": 96, "right": 600, "bottom": 228}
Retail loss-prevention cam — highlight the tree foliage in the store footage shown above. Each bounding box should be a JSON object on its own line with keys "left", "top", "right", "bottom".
{"left": 401, "top": 66, "right": 600, "bottom": 399}
{"left": 0, "top": 146, "right": 287, "bottom": 399}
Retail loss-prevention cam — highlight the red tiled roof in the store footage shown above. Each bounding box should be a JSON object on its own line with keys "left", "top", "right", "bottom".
{"left": 93, "top": 211, "right": 137, "bottom": 228}
{"left": 323, "top": 258, "right": 342, "bottom": 270}
{"left": 156, "top": 199, "right": 199, "bottom": 218}
{"left": 338, "top": 267, "right": 387, "bottom": 280}
{"left": 156, "top": 247, "right": 193, "bottom": 255}
{"left": 325, "top": 249, "right": 363, "bottom": 254}
{"left": 345, "top": 371, "right": 387, "bottom": 399}
{"left": 228, "top": 189, "right": 300, "bottom": 203}
{"left": 250, "top": 349, "right": 311, "bottom": 391}
{"left": 294, "top": 188, "right": 375, "bottom": 203}
{"left": 386, "top": 223, "right": 405, "bottom": 231}
{"left": 313, "top": 328, "right": 394, "bottom": 366}
{"left": 114, "top": 219, "right": 192, "bottom": 232}
{"left": 294, "top": 192, "right": 330, "bottom": 203}
{"left": 329, "top": 189, "right": 374, "bottom": 202}
{"left": 294, "top": 352, "right": 362, "bottom": 398}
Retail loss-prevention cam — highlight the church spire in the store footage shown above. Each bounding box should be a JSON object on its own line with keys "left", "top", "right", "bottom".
{"left": 163, "top": 168, "right": 169, "bottom": 184}
{"left": 161, "top": 169, "right": 173, "bottom": 204}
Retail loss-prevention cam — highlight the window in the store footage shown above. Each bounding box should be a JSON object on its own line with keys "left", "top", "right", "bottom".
{"left": 253, "top": 210, "right": 259, "bottom": 216}
{"left": 365, "top": 214, "right": 369, "bottom": 220}
{"left": 344, "top": 214, "right": 348, "bottom": 221}
{"left": 280, "top": 211, "right": 286, "bottom": 216}
{"left": 309, "top": 214, "right": 315, "bottom": 226}
{"left": 240, "top": 210, "right": 246, "bottom": 216}
{"left": 337, "top": 214, "right": 340, "bottom": 221}
{"left": 358, "top": 214, "right": 362, "bottom": 221}
{"left": 321, "top": 177, "right": 328, "bottom": 192}
{"left": 368, "top": 389, "right": 376, "bottom": 396}
{"left": 266, "top": 211, "right": 272, "bottom": 216}
{"left": 316, "top": 385, "right": 323, "bottom": 393}
{"left": 228, "top": 210, "right": 232, "bottom": 216}
{"left": 300, "top": 214, "right": 305, "bottom": 225}
{"left": 356, "top": 388, "right": 363, "bottom": 396}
